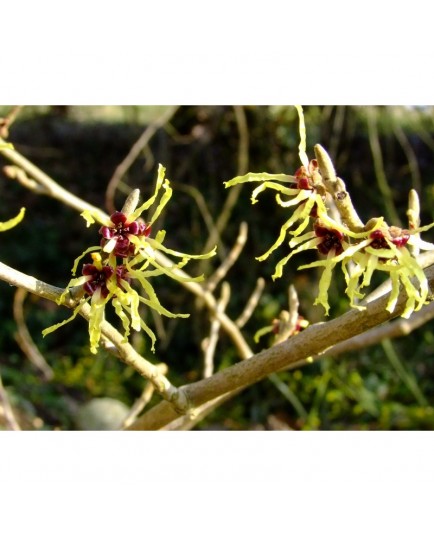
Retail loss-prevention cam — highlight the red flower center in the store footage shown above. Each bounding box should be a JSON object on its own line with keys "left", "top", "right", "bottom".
{"left": 369, "top": 228, "right": 410, "bottom": 249}
{"left": 82, "top": 264, "right": 114, "bottom": 298}
{"left": 314, "top": 224, "right": 344, "bottom": 255}
{"left": 99, "top": 211, "right": 151, "bottom": 258}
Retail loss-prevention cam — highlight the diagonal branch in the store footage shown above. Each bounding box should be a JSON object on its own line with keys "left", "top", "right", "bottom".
{"left": 1, "top": 138, "right": 109, "bottom": 224}
{"left": 127, "top": 264, "right": 434, "bottom": 430}
{"left": 0, "top": 261, "right": 189, "bottom": 413}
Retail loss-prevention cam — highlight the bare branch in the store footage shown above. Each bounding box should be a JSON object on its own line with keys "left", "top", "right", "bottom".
{"left": 161, "top": 389, "right": 244, "bottom": 430}
{"left": 127, "top": 264, "right": 434, "bottom": 430}
{"left": 235, "top": 277, "right": 265, "bottom": 328}
{"left": 205, "top": 221, "right": 248, "bottom": 294}
{"left": 3, "top": 165, "right": 45, "bottom": 193}
{"left": 0, "top": 372, "right": 20, "bottom": 431}
{"left": 314, "top": 144, "right": 365, "bottom": 232}
{"left": 120, "top": 363, "right": 169, "bottom": 429}
{"left": 0, "top": 138, "right": 109, "bottom": 224}
{"left": 203, "top": 282, "right": 231, "bottom": 378}
{"left": 152, "top": 252, "right": 252, "bottom": 359}
{"left": 0, "top": 105, "right": 23, "bottom": 138}
{"left": 201, "top": 106, "right": 250, "bottom": 256}
{"left": 13, "top": 288, "right": 54, "bottom": 381}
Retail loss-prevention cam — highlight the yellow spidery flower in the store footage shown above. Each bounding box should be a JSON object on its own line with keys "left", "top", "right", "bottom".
{"left": 224, "top": 106, "right": 434, "bottom": 319}
{"left": 300, "top": 221, "right": 434, "bottom": 318}
{"left": 224, "top": 106, "right": 330, "bottom": 278}
{"left": 43, "top": 164, "right": 216, "bottom": 354}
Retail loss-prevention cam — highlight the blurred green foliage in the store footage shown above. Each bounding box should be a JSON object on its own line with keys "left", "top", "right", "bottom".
{"left": 1, "top": 105, "right": 434, "bottom": 430}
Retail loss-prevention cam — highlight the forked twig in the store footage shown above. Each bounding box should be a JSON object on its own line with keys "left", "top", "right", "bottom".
{"left": 203, "top": 282, "right": 231, "bottom": 378}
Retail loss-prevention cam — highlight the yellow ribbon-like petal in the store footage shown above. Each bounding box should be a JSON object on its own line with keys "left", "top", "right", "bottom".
{"left": 0, "top": 207, "right": 25, "bottom": 232}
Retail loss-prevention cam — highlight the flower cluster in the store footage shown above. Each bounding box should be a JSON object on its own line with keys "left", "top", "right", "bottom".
{"left": 43, "top": 165, "right": 216, "bottom": 354}
{"left": 224, "top": 107, "right": 434, "bottom": 320}
{"left": 290, "top": 214, "right": 434, "bottom": 317}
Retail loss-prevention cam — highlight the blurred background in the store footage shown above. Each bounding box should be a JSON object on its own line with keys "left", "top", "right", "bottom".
{"left": 1, "top": 105, "right": 434, "bottom": 430}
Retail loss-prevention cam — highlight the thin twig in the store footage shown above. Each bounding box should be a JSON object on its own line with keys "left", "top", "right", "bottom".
{"left": 393, "top": 119, "right": 422, "bottom": 193}
{"left": 365, "top": 107, "right": 401, "bottom": 226}
{"left": 13, "top": 288, "right": 54, "bottom": 381}
{"left": 200, "top": 106, "right": 250, "bottom": 256}
{"left": 0, "top": 372, "right": 20, "bottom": 431}
{"left": 172, "top": 181, "right": 225, "bottom": 257}
{"left": 288, "top": 284, "right": 300, "bottom": 329}
{"left": 105, "top": 105, "right": 179, "bottom": 213}
{"left": 0, "top": 138, "right": 110, "bottom": 225}
{"left": 161, "top": 388, "right": 244, "bottom": 431}
{"left": 314, "top": 144, "right": 365, "bottom": 232}
{"left": 152, "top": 252, "right": 252, "bottom": 359}
{"left": 0, "top": 106, "right": 24, "bottom": 138}
{"left": 120, "top": 363, "right": 169, "bottom": 429}
{"left": 235, "top": 277, "right": 265, "bottom": 328}
{"left": 274, "top": 285, "right": 302, "bottom": 345}
{"left": 3, "top": 165, "right": 45, "bottom": 193}
{"left": 235, "top": 105, "right": 250, "bottom": 176}
{"left": 204, "top": 221, "right": 248, "bottom": 294}
{"left": 203, "top": 282, "right": 231, "bottom": 378}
